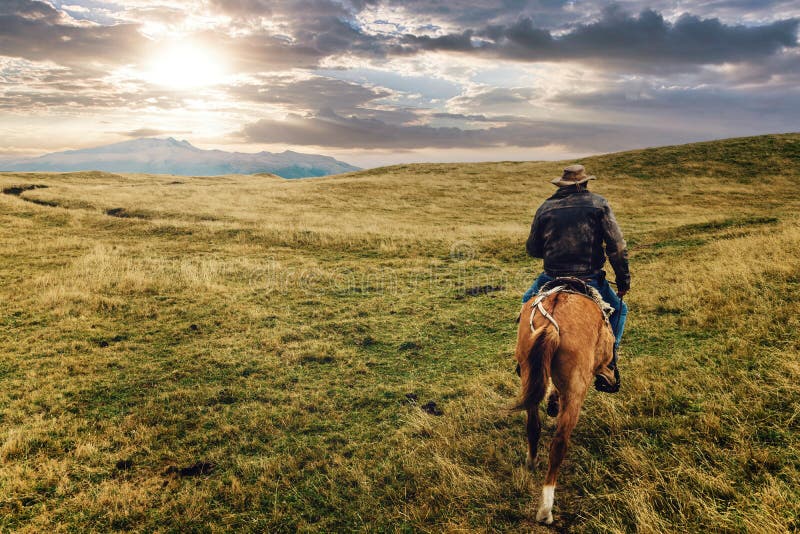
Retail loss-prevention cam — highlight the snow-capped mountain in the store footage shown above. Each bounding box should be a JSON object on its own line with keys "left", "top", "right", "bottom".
{"left": 0, "top": 138, "right": 360, "bottom": 178}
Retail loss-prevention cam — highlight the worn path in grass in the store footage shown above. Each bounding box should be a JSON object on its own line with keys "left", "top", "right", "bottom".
{"left": 1, "top": 133, "right": 799, "bottom": 532}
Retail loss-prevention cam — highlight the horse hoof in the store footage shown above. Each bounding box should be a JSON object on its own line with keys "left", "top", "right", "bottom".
{"left": 536, "top": 509, "right": 553, "bottom": 524}
{"left": 537, "top": 485, "right": 555, "bottom": 524}
{"left": 525, "top": 451, "right": 535, "bottom": 470}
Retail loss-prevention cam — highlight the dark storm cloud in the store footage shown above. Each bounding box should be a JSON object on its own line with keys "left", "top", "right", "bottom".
{"left": 376, "top": 0, "right": 800, "bottom": 32}
{"left": 239, "top": 108, "right": 684, "bottom": 151}
{"left": 593, "top": 0, "right": 799, "bottom": 21}
{"left": 402, "top": 7, "right": 799, "bottom": 67}
{"left": 205, "top": 1, "right": 800, "bottom": 77}
{"left": 0, "top": 0, "right": 146, "bottom": 66}
{"left": 361, "top": 0, "right": 576, "bottom": 29}
{"left": 700, "top": 0, "right": 797, "bottom": 10}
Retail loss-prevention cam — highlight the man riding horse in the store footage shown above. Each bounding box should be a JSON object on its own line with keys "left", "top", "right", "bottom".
{"left": 522, "top": 164, "right": 630, "bottom": 393}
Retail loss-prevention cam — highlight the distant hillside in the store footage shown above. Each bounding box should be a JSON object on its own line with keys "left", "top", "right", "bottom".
{"left": 578, "top": 132, "right": 800, "bottom": 182}
{"left": 0, "top": 137, "right": 360, "bottom": 178}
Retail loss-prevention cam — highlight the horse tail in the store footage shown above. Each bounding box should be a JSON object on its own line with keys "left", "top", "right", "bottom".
{"left": 511, "top": 323, "right": 560, "bottom": 412}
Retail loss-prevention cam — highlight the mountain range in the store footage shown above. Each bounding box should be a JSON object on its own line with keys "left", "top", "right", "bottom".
{"left": 0, "top": 138, "right": 360, "bottom": 178}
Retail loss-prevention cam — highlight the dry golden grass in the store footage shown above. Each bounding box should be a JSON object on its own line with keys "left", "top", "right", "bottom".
{"left": 1, "top": 133, "right": 799, "bottom": 532}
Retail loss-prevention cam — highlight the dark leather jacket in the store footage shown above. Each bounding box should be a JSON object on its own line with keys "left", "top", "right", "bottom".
{"left": 526, "top": 186, "right": 630, "bottom": 292}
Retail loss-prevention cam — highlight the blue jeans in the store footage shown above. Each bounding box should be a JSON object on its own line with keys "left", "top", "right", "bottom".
{"left": 522, "top": 272, "right": 628, "bottom": 350}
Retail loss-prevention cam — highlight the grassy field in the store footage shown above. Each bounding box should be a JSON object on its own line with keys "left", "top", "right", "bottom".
{"left": 1, "top": 133, "right": 799, "bottom": 532}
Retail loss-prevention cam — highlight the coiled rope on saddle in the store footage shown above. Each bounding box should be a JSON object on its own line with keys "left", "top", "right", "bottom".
{"left": 528, "top": 277, "right": 615, "bottom": 334}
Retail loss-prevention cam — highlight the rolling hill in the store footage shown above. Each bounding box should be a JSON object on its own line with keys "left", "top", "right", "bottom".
{"left": 0, "top": 137, "right": 360, "bottom": 178}
{"left": 0, "top": 133, "right": 798, "bottom": 532}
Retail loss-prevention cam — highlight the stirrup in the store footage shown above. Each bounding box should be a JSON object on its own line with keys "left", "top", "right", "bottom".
{"left": 594, "top": 366, "right": 620, "bottom": 393}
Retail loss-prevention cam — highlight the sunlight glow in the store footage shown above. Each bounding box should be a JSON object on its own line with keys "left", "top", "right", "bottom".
{"left": 145, "top": 42, "right": 227, "bottom": 89}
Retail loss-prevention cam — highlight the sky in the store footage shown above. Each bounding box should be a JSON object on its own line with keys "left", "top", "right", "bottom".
{"left": 0, "top": 0, "right": 798, "bottom": 167}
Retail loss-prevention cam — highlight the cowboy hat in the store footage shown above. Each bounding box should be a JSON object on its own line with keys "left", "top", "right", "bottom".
{"left": 550, "top": 164, "right": 596, "bottom": 186}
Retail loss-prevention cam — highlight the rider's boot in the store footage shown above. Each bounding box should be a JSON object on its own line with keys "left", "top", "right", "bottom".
{"left": 595, "top": 345, "right": 620, "bottom": 393}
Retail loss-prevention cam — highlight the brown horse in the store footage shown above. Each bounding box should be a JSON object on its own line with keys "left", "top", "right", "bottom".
{"left": 513, "top": 287, "right": 617, "bottom": 524}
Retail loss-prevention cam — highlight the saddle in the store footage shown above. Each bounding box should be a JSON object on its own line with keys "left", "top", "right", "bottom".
{"left": 540, "top": 276, "right": 594, "bottom": 297}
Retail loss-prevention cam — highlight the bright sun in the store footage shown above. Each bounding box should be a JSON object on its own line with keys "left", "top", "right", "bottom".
{"left": 145, "top": 42, "right": 227, "bottom": 89}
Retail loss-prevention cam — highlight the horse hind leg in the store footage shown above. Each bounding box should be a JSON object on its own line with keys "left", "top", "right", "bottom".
{"left": 528, "top": 384, "right": 560, "bottom": 468}
{"left": 536, "top": 390, "right": 585, "bottom": 524}
{"left": 546, "top": 386, "right": 559, "bottom": 417}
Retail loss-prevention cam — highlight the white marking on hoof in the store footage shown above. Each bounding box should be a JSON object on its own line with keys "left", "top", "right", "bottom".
{"left": 536, "top": 485, "right": 555, "bottom": 524}
{"left": 526, "top": 450, "right": 534, "bottom": 470}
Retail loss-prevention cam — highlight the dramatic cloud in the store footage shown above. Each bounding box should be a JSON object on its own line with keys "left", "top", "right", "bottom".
{"left": 228, "top": 75, "right": 390, "bottom": 112}
{"left": 401, "top": 7, "right": 799, "bottom": 68}
{"left": 239, "top": 108, "right": 686, "bottom": 151}
{"left": 206, "top": 0, "right": 384, "bottom": 70}
{"left": 1, "top": 0, "right": 798, "bottom": 164}
{"left": 0, "top": 0, "right": 147, "bottom": 66}
{"left": 553, "top": 83, "right": 800, "bottom": 134}
{"left": 446, "top": 87, "right": 544, "bottom": 116}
